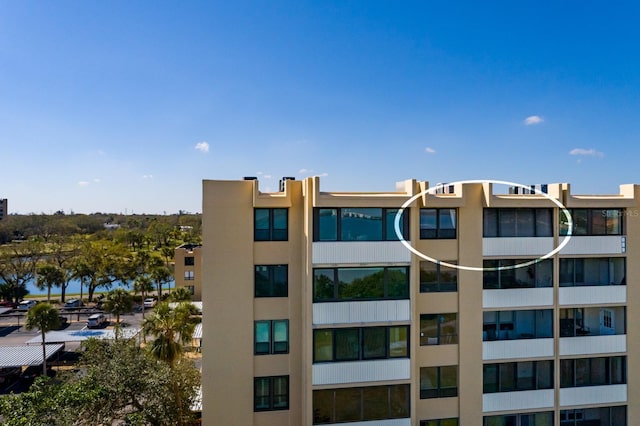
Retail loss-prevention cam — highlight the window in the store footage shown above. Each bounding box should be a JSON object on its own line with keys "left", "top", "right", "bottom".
{"left": 186, "top": 285, "right": 195, "bottom": 295}
{"left": 255, "top": 320, "right": 289, "bottom": 355}
{"left": 420, "top": 209, "right": 457, "bottom": 239}
{"left": 313, "top": 326, "right": 408, "bottom": 362}
{"left": 313, "top": 207, "right": 409, "bottom": 241}
{"left": 420, "top": 366, "right": 458, "bottom": 399}
{"left": 420, "top": 261, "right": 457, "bottom": 292}
{"left": 254, "top": 376, "right": 289, "bottom": 411}
{"left": 560, "top": 209, "right": 624, "bottom": 236}
{"left": 421, "top": 419, "right": 458, "bottom": 426}
{"left": 313, "top": 384, "right": 409, "bottom": 424}
{"left": 483, "top": 310, "right": 553, "bottom": 341}
{"left": 255, "top": 265, "right": 288, "bottom": 297}
{"left": 483, "top": 360, "right": 553, "bottom": 393}
{"left": 484, "top": 412, "right": 553, "bottom": 426}
{"left": 559, "top": 257, "right": 626, "bottom": 286}
{"left": 184, "top": 270, "right": 194, "bottom": 281}
{"left": 560, "top": 406, "right": 626, "bottom": 425}
{"left": 559, "top": 307, "right": 626, "bottom": 337}
{"left": 483, "top": 208, "right": 553, "bottom": 237}
{"left": 313, "top": 266, "right": 409, "bottom": 302}
{"left": 255, "top": 208, "right": 288, "bottom": 241}
{"left": 560, "top": 356, "right": 626, "bottom": 388}
{"left": 184, "top": 256, "right": 195, "bottom": 266}
{"left": 483, "top": 259, "right": 553, "bottom": 289}
{"left": 420, "top": 314, "right": 458, "bottom": 345}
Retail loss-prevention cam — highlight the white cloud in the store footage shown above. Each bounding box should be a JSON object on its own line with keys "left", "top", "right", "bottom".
{"left": 299, "top": 168, "right": 310, "bottom": 174}
{"left": 93, "top": 178, "right": 101, "bottom": 183}
{"left": 263, "top": 174, "right": 272, "bottom": 179}
{"left": 143, "top": 174, "right": 153, "bottom": 179}
{"left": 524, "top": 115, "right": 544, "bottom": 125}
{"left": 569, "top": 148, "right": 604, "bottom": 157}
{"left": 318, "top": 172, "right": 329, "bottom": 177}
{"left": 425, "top": 147, "right": 436, "bottom": 154}
{"left": 78, "top": 181, "right": 90, "bottom": 187}
{"left": 195, "top": 141, "right": 210, "bottom": 153}
{"left": 97, "top": 150, "right": 106, "bottom": 156}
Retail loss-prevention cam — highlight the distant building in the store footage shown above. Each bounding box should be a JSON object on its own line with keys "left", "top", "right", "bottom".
{"left": 202, "top": 176, "right": 638, "bottom": 426}
{"left": 0, "top": 199, "right": 6, "bottom": 220}
{"left": 174, "top": 243, "right": 202, "bottom": 300}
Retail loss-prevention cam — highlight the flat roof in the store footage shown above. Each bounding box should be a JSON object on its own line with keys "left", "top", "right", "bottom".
{"left": 0, "top": 344, "right": 65, "bottom": 368}
{"left": 26, "top": 328, "right": 139, "bottom": 345}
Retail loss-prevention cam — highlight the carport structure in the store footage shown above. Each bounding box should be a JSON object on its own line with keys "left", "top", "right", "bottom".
{"left": 0, "top": 344, "right": 65, "bottom": 368}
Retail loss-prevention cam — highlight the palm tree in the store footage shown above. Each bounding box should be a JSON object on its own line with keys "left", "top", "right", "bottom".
{"left": 103, "top": 288, "right": 133, "bottom": 339}
{"left": 25, "top": 303, "right": 60, "bottom": 376}
{"left": 133, "top": 275, "right": 154, "bottom": 308}
{"left": 142, "top": 301, "right": 196, "bottom": 367}
{"left": 142, "top": 301, "right": 197, "bottom": 426}
{"left": 150, "top": 265, "right": 172, "bottom": 301}
{"left": 168, "top": 287, "right": 193, "bottom": 303}
{"left": 36, "top": 264, "right": 65, "bottom": 303}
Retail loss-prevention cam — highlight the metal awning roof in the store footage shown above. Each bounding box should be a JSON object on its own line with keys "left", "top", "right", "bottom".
{"left": 0, "top": 344, "right": 65, "bottom": 368}
{"left": 193, "top": 323, "right": 202, "bottom": 340}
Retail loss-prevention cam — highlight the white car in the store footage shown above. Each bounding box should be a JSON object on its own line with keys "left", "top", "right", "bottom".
{"left": 143, "top": 298, "right": 157, "bottom": 308}
{"left": 87, "top": 313, "right": 107, "bottom": 328}
{"left": 17, "top": 300, "right": 37, "bottom": 311}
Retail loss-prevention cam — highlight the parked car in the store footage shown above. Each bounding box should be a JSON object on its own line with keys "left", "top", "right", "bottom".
{"left": 17, "top": 300, "right": 37, "bottom": 311}
{"left": 54, "top": 315, "right": 69, "bottom": 330}
{"left": 87, "top": 313, "right": 106, "bottom": 328}
{"left": 0, "top": 300, "right": 16, "bottom": 309}
{"left": 143, "top": 298, "right": 157, "bottom": 308}
{"left": 63, "top": 299, "right": 82, "bottom": 308}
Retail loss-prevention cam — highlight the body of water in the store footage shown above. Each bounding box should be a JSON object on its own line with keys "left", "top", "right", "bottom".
{"left": 25, "top": 277, "right": 174, "bottom": 297}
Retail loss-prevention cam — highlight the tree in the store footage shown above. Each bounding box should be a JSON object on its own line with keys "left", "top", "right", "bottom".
{"left": 169, "top": 287, "right": 193, "bottom": 302}
{"left": 103, "top": 288, "right": 133, "bottom": 339}
{"left": 36, "top": 264, "right": 65, "bottom": 303}
{"left": 71, "top": 239, "right": 130, "bottom": 302}
{"left": 0, "top": 338, "right": 200, "bottom": 425}
{"left": 143, "top": 301, "right": 197, "bottom": 367}
{"left": 0, "top": 240, "right": 43, "bottom": 304}
{"left": 150, "top": 264, "right": 172, "bottom": 300}
{"left": 133, "top": 275, "right": 154, "bottom": 304}
{"left": 46, "top": 235, "right": 80, "bottom": 303}
{"left": 70, "top": 257, "right": 92, "bottom": 303}
{"left": 143, "top": 302, "right": 199, "bottom": 426}
{"left": 25, "top": 303, "right": 60, "bottom": 375}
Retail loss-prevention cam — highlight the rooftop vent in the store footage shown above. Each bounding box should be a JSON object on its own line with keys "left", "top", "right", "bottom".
{"left": 509, "top": 184, "right": 548, "bottom": 195}
{"left": 435, "top": 183, "right": 455, "bottom": 194}
{"left": 279, "top": 177, "right": 295, "bottom": 192}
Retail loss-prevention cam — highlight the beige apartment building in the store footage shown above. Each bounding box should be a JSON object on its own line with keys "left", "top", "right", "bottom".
{"left": 202, "top": 177, "right": 639, "bottom": 426}
{"left": 173, "top": 243, "right": 202, "bottom": 301}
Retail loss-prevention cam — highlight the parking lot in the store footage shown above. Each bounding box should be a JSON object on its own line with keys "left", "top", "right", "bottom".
{"left": 0, "top": 306, "right": 148, "bottom": 348}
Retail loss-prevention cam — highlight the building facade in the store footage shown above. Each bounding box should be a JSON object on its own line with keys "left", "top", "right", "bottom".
{"left": 174, "top": 243, "right": 202, "bottom": 301}
{"left": 202, "top": 177, "right": 639, "bottom": 426}
{"left": 0, "top": 199, "right": 7, "bottom": 221}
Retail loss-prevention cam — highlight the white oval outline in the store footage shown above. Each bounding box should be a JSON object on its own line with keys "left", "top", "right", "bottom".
{"left": 393, "top": 179, "right": 573, "bottom": 272}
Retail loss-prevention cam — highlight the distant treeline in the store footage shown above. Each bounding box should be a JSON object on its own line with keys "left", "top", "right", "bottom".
{"left": 0, "top": 213, "right": 202, "bottom": 245}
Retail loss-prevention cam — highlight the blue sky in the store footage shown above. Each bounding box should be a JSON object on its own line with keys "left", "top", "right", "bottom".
{"left": 2, "top": 1, "right": 640, "bottom": 214}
